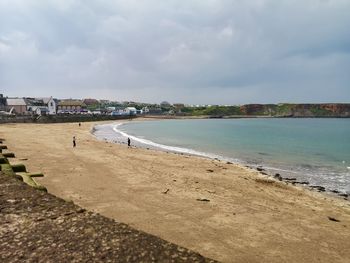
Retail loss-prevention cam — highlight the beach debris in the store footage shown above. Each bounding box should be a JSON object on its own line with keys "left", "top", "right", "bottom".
{"left": 273, "top": 173, "right": 282, "bottom": 181}
{"left": 284, "top": 177, "right": 297, "bottom": 181}
{"left": 328, "top": 216, "right": 340, "bottom": 222}
{"left": 226, "top": 162, "right": 232, "bottom": 164}
{"left": 310, "top": 185, "right": 326, "bottom": 192}
{"left": 338, "top": 193, "right": 348, "bottom": 198}
{"left": 256, "top": 167, "right": 265, "bottom": 172}
{"left": 260, "top": 172, "right": 268, "bottom": 175}
{"left": 162, "top": 188, "right": 170, "bottom": 194}
{"left": 206, "top": 169, "right": 214, "bottom": 173}
{"left": 196, "top": 198, "right": 210, "bottom": 202}
{"left": 206, "top": 190, "right": 216, "bottom": 194}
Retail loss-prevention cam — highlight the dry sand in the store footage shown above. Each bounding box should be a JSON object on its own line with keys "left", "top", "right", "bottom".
{"left": 1, "top": 121, "right": 350, "bottom": 263}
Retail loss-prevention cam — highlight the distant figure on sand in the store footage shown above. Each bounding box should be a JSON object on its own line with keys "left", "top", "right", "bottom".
{"left": 73, "top": 136, "right": 76, "bottom": 147}
{"left": 127, "top": 137, "right": 131, "bottom": 147}
{"left": 79, "top": 122, "right": 81, "bottom": 127}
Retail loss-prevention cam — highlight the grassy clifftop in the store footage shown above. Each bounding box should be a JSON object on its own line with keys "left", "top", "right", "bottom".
{"left": 180, "top": 103, "right": 350, "bottom": 117}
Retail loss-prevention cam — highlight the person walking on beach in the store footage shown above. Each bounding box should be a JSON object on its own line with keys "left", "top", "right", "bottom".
{"left": 79, "top": 122, "right": 81, "bottom": 127}
{"left": 73, "top": 136, "right": 76, "bottom": 147}
{"left": 127, "top": 137, "right": 131, "bottom": 147}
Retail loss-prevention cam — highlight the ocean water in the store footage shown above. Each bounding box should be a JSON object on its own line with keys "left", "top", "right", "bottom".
{"left": 93, "top": 118, "right": 350, "bottom": 194}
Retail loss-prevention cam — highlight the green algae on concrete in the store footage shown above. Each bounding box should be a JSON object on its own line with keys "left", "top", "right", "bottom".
{"left": 15, "top": 172, "right": 47, "bottom": 192}
{"left": 0, "top": 154, "right": 46, "bottom": 191}
{"left": 0, "top": 163, "right": 16, "bottom": 177}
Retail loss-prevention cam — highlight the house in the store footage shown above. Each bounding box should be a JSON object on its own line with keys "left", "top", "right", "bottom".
{"left": 142, "top": 106, "right": 150, "bottom": 114}
{"left": 111, "top": 107, "right": 137, "bottom": 116}
{"left": 173, "top": 103, "right": 185, "bottom": 113}
{"left": 146, "top": 106, "right": 162, "bottom": 114}
{"left": 6, "top": 98, "right": 28, "bottom": 114}
{"left": 57, "top": 100, "right": 86, "bottom": 112}
{"left": 124, "top": 107, "right": 137, "bottom": 115}
{"left": 37, "top": 97, "right": 57, "bottom": 115}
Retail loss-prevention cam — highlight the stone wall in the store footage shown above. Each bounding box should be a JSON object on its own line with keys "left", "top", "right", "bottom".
{"left": 0, "top": 114, "right": 136, "bottom": 124}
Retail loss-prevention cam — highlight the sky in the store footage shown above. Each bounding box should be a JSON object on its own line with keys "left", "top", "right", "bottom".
{"left": 0, "top": 0, "right": 349, "bottom": 104}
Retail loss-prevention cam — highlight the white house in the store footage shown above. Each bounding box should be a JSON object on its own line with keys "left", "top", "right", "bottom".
{"left": 124, "top": 107, "right": 137, "bottom": 115}
{"left": 38, "top": 97, "right": 57, "bottom": 115}
{"left": 110, "top": 107, "right": 137, "bottom": 116}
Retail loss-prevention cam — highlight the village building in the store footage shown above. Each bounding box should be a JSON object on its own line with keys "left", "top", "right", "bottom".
{"left": 57, "top": 100, "right": 86, "bottom": 112}
{"left": 173, "top": 103, "right": 185, "bottom": 113}
{"left": 36, "top": 97, "right": 57, "bottom": 115}
{"left": 6, "top": 98, "right": 28, "bottom": 114}
{"left": 124, "top": 107, "right": 137, "bottom": 115}
{"left": 110, "top": 107, "right": 137, "bottom": 116}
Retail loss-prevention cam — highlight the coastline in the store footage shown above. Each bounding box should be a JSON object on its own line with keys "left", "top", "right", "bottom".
{"left": 94, "top": 119, "right": 349, "bottom": 199}
{"left": 1, "top": 121, "right": 350, "bottom": 262}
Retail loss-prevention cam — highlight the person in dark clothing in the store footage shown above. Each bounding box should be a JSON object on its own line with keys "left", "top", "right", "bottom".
{"left": 73, "top": 136, "right": 76, "bottom": 147}
{"left": 79, "top": 122, "right": 81, "bottom": 127}
{"left": 127, "top": 137, "right": 131, "bottom": 147}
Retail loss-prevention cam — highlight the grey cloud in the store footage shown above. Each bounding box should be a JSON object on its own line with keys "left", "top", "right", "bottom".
{"left": 0, "top": 0, "right": 349, "bottom": 103}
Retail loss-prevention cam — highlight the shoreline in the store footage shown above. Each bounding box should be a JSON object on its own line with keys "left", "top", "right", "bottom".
{"left": 1, "top": 121, "right": 350, "bottom": 262}
{"left": 93, "top": 120, "right": 349, "bottom": 200}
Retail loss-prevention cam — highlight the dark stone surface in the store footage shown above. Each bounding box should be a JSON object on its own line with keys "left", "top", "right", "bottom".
{"left": 0, "top": 172, "right": 217, "bottom": 263}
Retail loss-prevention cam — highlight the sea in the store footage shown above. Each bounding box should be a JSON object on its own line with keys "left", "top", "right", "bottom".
{"left": 93, "top": 118, "right": 350, "bottom": 194}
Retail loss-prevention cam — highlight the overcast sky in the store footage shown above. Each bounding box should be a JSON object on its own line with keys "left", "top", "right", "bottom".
{"left": 0, "top": 0, "right": 349, "bottom": 104}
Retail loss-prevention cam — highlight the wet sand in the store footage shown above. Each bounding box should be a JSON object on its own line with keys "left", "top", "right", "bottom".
{"left": 1, "top": 121, "right": 350, "bottom": 262}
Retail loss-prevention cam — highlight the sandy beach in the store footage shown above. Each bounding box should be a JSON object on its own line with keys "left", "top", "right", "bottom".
{"left": 1, "top": 121, "right": 350, "bottom": 263}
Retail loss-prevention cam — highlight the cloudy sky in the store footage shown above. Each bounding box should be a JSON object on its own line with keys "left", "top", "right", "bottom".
{"left": 0, "top": 0, "right": 349, "bottom": 104}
